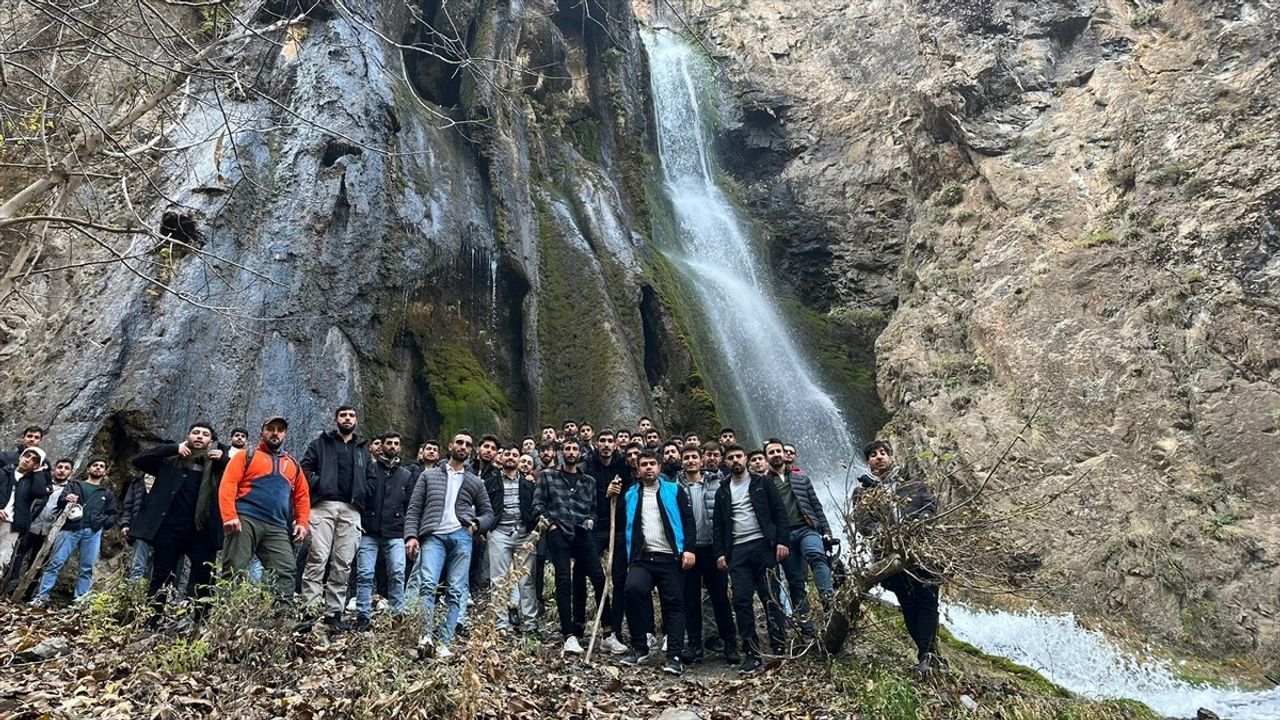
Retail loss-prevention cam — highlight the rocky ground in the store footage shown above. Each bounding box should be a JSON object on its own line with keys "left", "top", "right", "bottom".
{"left": 0, "top": 576, "right": 1162, "bottom": 719}
{"left": 688, "top": 0, "right": 1280, "bottom": 673}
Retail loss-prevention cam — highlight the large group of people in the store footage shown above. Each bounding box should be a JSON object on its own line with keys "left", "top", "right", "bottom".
{"left": 0, "top": 411, "right": 942, "bottom": 676}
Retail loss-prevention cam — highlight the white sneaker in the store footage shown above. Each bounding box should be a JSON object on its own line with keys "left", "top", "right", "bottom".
{"left": 345, "top": 597, "right": 357, "bottom": 612}
{"left": 436, "top": 644, "right": 454, "bottom": 659}
{"left": 375, "top": 597, "right": 389, "bottom": 612}
{"left": 647, "top": 633, "right": 659, "bottom": 650}
{"left": 661, "top": 636, "right": 668, "bottom": 652}
{"left": 602, "top": 636, "right": 628, "bottom": 655}
{"left": 563, "top": 636, "right": 585, "bottom": 654}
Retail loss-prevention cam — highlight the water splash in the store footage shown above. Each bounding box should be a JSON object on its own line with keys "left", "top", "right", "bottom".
{"left": 941, "top": 604, "right": 1280, "bottom": 720}
{"left": 643, "top": 28, "right": 858, "bottom": 482}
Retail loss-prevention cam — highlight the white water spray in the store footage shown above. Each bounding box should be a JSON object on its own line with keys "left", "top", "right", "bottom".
{"left": 642, "top": 26, "right": 1279, "bottom": 720}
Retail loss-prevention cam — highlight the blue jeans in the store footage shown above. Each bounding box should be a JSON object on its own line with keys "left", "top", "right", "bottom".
{"left": 356, "top": 536, "right": 406, "bottom": 616}
{"left": 37, "top": 528, "right": 102, "bottom": 600}
{"left": 129, "top": 540, "right": 152, "bottom": 581}
{"left": 415, "top": 529, "right": 472, "bottom": 645}
{"left": 780, "top": 527, "right": 834, "bottom": 633}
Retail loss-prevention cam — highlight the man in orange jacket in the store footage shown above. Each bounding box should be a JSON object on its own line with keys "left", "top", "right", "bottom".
{"left": 219, "top": 415, "right": 310, "bottom": 600}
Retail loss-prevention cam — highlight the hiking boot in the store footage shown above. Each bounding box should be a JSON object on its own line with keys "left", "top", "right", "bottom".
{"left": 621, "top": 648, "right": 651, "bottom": 666}
{"left": 663, "top": 656, "right": 684, "bottom": 676}
{"left": 563, "top": 635, "right": 585, "bottom": 654}
{"left": 322, "top": 613, "right": 350, "bottom": 633}
{"left": 353, "top": 614, "right": 371, "bottom": 632}
{"left": 602, "top": 636, "right": 629, "bottom": 655}
{"left": 738, "top": 655, "right": 763, "bottom": 674}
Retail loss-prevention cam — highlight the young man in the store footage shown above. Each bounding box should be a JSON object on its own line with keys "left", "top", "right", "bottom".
{"left": 583, "top": 428, "right": 631, "bottom": 654}
{"left": 677, "top": 444, "right": 738, "bottom": 664}
{"left": 355, "top": 432, "right": 415, "bottom": 630}
{"left": 636, "top": 417, "right": 654, "bottom": 434}
{"left": 404, "top": 431, "right": 493, "bottom": 656}
{"left": 620, "top": 451, "right": 695, "bottom": 675}
{"left": 540, "top": 425, "right": 557, "bottom": 443}
{"left": 521, "top": 437, "right": 537, "bottom": 457}
{"left": 642, "top": 429, "right": 662, "bottom": 450}
{"left": 765, "top": 438, "right": 834, "bottom": 638}
{"left": 748, "top": 450, "right": 770, "bottom": 476}
{"left": 369, "top": 436, "right": 383, "bottom": 460}
{"left": 718, "top": 428, "right": 736, "bottom": 447}
{"left": 33, "top": 456, "right": 118, "bottom": 605}
{"left": 227, "top": 428, "right": 250, "bottom": 458}
{"left": 783, "top": 443, "right": 801, "bottom": 473}
{"left": 700, "top": 442, "right": 723, "bottom": 480}
{"left": 131, "top": 423, "right": 229, "bottom": 616}
{"left": 579, "top": 423, "right": 595, "bottom": 448}
{"left": 220, "top": 416, "right": 310, "bottom": 601}
{"left": 854, "top": 440, "right": 941, "bottom": 675}
{"left": 120, "top": 473, "right": 154, "bottom": 581}
{"left": 616, "top": 429, "right": 632, "bottom": 447}
{"left": 712, "top": 445, "right": 789, "bottom": 673}
{"left": 486, "top": 443, "right": 538, "bottom": 634}
{"left": 658, "top": 441, "right": 682, "bottom": 480}
{"left": 0, "top": 426, "right": 44, "bottom": 468}
{"left": 468, "top": 434, "right": 502, "bottom": 600}
{"left": 1, "top": 447, "right": 49, "bottom": 579}
{"left": 532, "top": 437, "right": 604, "bottom": 654}
{"left": 6, "top": 455, "right": 61, "bottom": 593}
{"left": 536, "top": 441, "right": 559, "bottom": 472}
{"left": 300, "top": 406, "right": 369, "bottom": 630}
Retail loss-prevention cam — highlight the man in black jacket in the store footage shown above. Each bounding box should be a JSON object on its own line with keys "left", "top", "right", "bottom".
{"left": 583, "top": 428, "right": 631, "bottom": 654}
{"left": 32, "top": 458, "right": 117, "bottom": 605}
{"left": 299, "top": 405, "right": 369, "bottom": 631}
{"left": 120, "top": 474, "right": 153, "bottom": 581}
{"left": 0, "top": 426, "right": 44, "bottom": 468}
{"left": 131, "top": 422, "right": 228, "bottom": 617}
{"left": 712, "top": 445, "right": 790, "bottom": 674}
{"left": 1, "top": 446, "right": 48, "bottom": 580}
{"left": 619, "top": 451, "right": 696, "bottom": 675}
{"left": 765, "top": 438, "right": 835, "bottom": 638}
{"left": 854, "top": 440, "right": 941, "bottom": 675}
{"left": 467, "top": 434, "right": 502, "bottom": 601}
{"left": 354, "top": 432, "right": 414, "bottom": 630}
{"left": 485, "top": 442, "right": 538, "bottom": 634}
{"left": 4, "top": 454, "right": 61, "bottom": 594}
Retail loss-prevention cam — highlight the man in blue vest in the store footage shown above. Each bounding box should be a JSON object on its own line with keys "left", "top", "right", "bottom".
{"left": 620, "top": 450, "right": 696, "bottom": 676}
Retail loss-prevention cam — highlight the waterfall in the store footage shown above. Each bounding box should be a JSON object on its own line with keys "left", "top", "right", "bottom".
{"left": 641, "top": 26, "right": 1280, "bottom": 720}
{"left": 642, "top": 28, "right": 859, "bottom": 484}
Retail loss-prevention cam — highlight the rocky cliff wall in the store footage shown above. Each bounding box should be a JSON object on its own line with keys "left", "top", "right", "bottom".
{"left": 693, "top": 0, "right": 1280, "bottom": 669}
{"left": 0, "top": 1, "right": 718, "bottom": 474}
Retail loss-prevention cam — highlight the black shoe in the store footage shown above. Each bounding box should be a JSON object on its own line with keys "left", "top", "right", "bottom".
{"left": 683, "top": 647, "right": 704, "bottom": 664}
{"left": 705, "top": 637, "right": 725, "bottom": 653}
{"left": 771, "top": 643, "right": 786, "bottom": 656}
{"left": 322, "top": 613, "right": 350, "bottom": 632}
{"left": 621, "top": 648, "right": 651, "bottom": 666}
{"left": 724, "top": 647, "right": 742, "bottom": 665}
{"left": 663, "top": 656, "right": 684, "bottom": 676}
{"left": 353, "top": 615, "right": 371, "bottom": 632}
{"left": 738, "top": 655, "right": 763, "bottom": 674}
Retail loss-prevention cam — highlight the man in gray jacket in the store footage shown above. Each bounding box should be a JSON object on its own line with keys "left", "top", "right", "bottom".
{"left": 765, "top": 438, "right": 834, "bottom": 639}
{"left": 404, "top": 430, "right": 494, "bottom": 656}
{"left": 677, "top": 443, "right": 738, "bottom": 664}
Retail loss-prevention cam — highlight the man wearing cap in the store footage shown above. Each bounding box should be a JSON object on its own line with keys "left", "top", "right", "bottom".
{"left": 1, "top": 446, "right": 49, "bottom": 579}
{"left": 219, "top": 415, "right": 310, "bottom": 601}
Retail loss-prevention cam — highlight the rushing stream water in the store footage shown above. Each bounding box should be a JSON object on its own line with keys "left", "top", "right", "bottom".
{"left": 640, "top": 26, "right": 1280, "bottom": 720}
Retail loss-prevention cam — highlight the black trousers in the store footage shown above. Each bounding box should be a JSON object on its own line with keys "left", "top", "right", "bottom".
{"left": 727, "top": 539, "right": 786, "bottom": 658}
{"left": 469, "top": 536, "right": 489, "bottom": 597}
{"left": 881, "top": 570, "right": 940, "bottom": 661}
{"left": 684, "top": 545, "right": 737, "bottom": 652}
{"left": 148, "top": 526, "right": 219, "bottom": 614}
{"left": 624, "top": 555, "right": 685, "bottom": 655}
{"left": 546, "top": 528, "right": 603, "bottom": 637}
{"left": 592, "top": 528, "right": 630, "bottom": 642}
{"left": 5, "top": 532, "right": 46, "bottom": 594}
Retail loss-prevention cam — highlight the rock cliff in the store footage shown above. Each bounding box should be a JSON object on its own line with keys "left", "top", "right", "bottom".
{"left": 691, "top": 0, "right": 1280, "bottom": 670}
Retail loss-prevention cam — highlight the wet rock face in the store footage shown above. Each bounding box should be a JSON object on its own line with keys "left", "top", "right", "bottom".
{"left": 699, "top": 0, "right": 1280, "bottom": 667}
{"left": 0, "top": 1, "right": 709, "bottom": 479}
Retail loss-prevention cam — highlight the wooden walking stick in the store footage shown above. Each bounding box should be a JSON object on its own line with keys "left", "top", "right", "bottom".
{"left": 12, "top": 504, "right": 73, "bottom": 603}
{"left": 585, "top": 482, "right": 621, "bottom": 663}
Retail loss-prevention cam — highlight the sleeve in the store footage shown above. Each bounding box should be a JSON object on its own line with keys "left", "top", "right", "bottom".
{"left": 119, "top": 481, "right": 139, "bottom": 528}
{"left": 472, "top": 477, "right": 495, "bottom": 533}
{"left": 101, "top": 489, "right": 119, "bottom": 529}
{"left": 531, "top": 472, "right": 548, "bottom": 522}
{"left": 403, "top": 470, "right": 427, "bottom": 540}
{"left": 56, "top": 482, "right": 78, "bottom": 512}
{"left": 300, "top": 438, "right": 321, "bottom": 490}
{"left": 806, "top": 479, "right": 832, "bottom": 536}
{"left": 676, "top": 486, "right": 696, "bottom": 554}
{"left": 132, "top": 443, "right": 179, "bottom": 474}
{"left": 915, "top": 481, "right": 938, "bottom": 520}
{"left": 290, "top": 462, "right": 310, "bottom": 527}
{"left": 218, "top": 453, "right": 245, "bottom": 524}
{"left": 711, "top": 489, "right": 726, "bottom": 559}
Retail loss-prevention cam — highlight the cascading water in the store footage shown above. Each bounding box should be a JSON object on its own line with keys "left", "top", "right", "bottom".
{"left": 641, "top": 26, "right": 1280, "bottom": 720}
{"left": 642, "top": 28, "right": 858, "bottom": 483}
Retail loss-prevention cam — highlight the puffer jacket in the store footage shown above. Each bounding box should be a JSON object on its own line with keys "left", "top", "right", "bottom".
{"left": 404, "top": 465, "right": 494, "bottom": 539}
{"left": 676, "top": 470, "right": 720, "bottom": 547}
{"left": 774, "top": 469, "right": 832, "bottom": 536}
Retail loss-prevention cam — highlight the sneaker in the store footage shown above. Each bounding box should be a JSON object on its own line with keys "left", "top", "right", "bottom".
{"left": 602, "top": 636, "right": 628, "bottom": 655}
{"left": 621, "top": 648, "right": 651, "bottom": 666}
{"left": 322, "top": 613, "right": 350, "bottom": 632}
{"left": 646, "top": 633, "right": 658, "bottom": 650}
{"left": 436, "top": 644, "right": 454, "bottom": 659}
{"left": 375, "top": 597, "right": 389, "bottom": 612}
{"left": 661, "top": 636, "right": 668, "bottom": 652}
{"left": 28, "top": 596, "right": 48, "bottom": 609}
{"left": 353, "top": 615, "right": 371, "bottom": 632}
{"left": 724, "top": 647, "right": 742, "bottom": 665}
{"left": 563, "top": 635, "right": 585, "bottom": 654}
{"left": 738, "top": 655, "right": 763, "bottom": 674}
{"left": 345, "top": 597, "right": 357, "bottom": 612}
{"left": 683, "top": 647, "right": 704, "bottom": 664}
{"left": 663, "top": 656, "right": 684, "bottom": 676}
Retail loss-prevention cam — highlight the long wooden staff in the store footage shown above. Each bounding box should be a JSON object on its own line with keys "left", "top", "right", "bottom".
{"left": 584, "top": 481, "right": 621, "bottom": 663}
